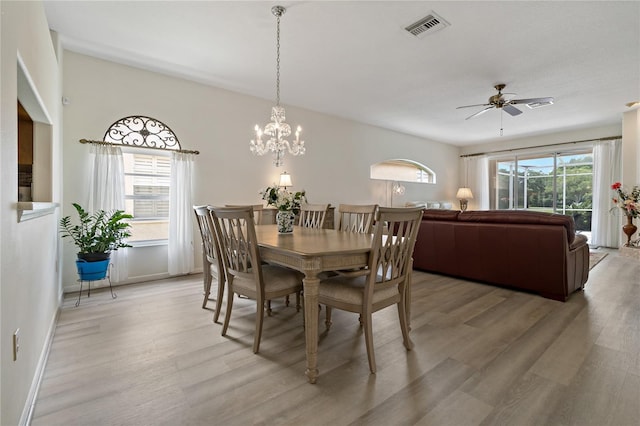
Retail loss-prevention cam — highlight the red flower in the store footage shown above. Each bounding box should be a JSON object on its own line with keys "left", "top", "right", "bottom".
{"left": 611, "top": 182, "right": 640, "bottom": 219}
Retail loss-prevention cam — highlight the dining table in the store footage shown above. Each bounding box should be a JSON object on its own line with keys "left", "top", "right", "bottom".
{"left": 255, "top": 224, "right": 374, "bottom": 383}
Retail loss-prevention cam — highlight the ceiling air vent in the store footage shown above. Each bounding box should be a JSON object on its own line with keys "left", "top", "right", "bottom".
{"left": 405, "top": 11, "right": 450, "bottom": 38}
{"left": 526, "top": 100, "right": 554, "bottom": 109}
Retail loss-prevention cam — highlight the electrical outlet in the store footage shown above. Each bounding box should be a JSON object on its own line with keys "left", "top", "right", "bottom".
{"left": 13, "top": 329, "right": 20, "bottom": 361}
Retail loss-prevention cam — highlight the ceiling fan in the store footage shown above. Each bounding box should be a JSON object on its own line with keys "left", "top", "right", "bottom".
{"left": 456, "top": 84, "right": 554, "bottom": 121}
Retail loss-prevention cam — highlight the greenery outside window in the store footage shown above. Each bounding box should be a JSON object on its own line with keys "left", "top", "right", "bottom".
{"left": 495, "top": 150, "right": 593, "bottom": 232}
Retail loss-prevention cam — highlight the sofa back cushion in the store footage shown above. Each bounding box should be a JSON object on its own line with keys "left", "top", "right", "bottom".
{"left": 422, "top": 209, "right": 460, "bottom": 221}
{"left": 457, "top": 210, "right": 576, "bottom": 244}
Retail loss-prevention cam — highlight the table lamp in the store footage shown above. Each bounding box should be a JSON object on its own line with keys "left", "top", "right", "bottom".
{"left": 279, "top": 171, "right": 292, "bottom": 190}
{"left": 456, "top": 187, "right": 473, "bottom": 211}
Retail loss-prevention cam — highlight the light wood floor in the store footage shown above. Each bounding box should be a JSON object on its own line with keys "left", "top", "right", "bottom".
{"left": 32, "top": 249, "right": 639, "bottom": 425}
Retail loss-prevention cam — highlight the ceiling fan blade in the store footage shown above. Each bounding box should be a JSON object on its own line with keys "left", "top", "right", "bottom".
{"left": 510, "top": 97, "right": 554, "bottom": 105}
{"left": 456, "top": 103, "right": 491, "bottom": 109}
{"left": 503, "top": 104, "right": 522, "bottom": 116}
{"left": 465, "top": 106, "right": 493, "bottom": 120}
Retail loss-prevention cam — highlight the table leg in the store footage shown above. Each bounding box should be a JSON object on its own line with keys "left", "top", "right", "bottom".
{"left": 303, "top": 274, "right": 320, "bottom": 384}
{"left": 406, "top": 258, "right": 413, "bottom": 331}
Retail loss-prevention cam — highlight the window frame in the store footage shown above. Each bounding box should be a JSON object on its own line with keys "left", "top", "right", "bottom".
{"left": 493, "top": 148, "right": 594, "bottom": 232}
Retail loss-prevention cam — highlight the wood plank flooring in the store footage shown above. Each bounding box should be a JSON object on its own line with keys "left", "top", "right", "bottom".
{"left": 31, "top": 248, "right": 640, "bottom": 425}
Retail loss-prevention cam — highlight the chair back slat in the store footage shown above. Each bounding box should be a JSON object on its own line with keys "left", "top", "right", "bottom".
{"left": 298, "top": 203, "right": 329, "bottom": 229}
{"left": 337, "top": 204, "right": 378, "bottom": 234}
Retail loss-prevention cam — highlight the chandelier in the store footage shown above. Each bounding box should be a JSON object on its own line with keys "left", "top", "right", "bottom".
{"left": 250, "top": 5, "right": 305, "bottom": 167}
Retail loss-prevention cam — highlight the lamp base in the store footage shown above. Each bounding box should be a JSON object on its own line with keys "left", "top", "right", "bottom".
{"left": 459, "top": 199, "right": 468, "bottom": 211}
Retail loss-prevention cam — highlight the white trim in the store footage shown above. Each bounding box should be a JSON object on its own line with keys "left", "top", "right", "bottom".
{"left": 20, "top": 306, "right": 61, "bottom": 426}
{"left": 128, "top": 239, "right": 168, "bottom": 248}
{"left": 17, "top": 202, "right": 59, "bottom": 222}
{"left": 63, "top": 271, "right": 178, "bottom": 293}
{"left": 17, "top": 52, "right": 53, "bottom": 125}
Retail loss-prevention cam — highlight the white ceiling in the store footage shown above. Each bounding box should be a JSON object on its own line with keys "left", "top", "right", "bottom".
{"left": 43, "top": 1, "right": 640, "bottom": 147}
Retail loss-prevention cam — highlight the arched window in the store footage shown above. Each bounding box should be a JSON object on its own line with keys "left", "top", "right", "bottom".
{"left": 103, "top": 116, "right": 180, "bottom": 243}
{"left": 370, "top": 159, "right": 436, "bottom": 184}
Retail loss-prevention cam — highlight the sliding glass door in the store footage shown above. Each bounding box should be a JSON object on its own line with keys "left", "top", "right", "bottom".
{"left": 495, "top": 150, "right": 593, "bottom": 233}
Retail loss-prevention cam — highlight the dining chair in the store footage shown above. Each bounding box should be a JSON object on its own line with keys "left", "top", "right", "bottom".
{"left": 319, "top": 207, "right": 423, "bottom": 373}
{"left": 225, "top": 204, "right": 264, "bottom": 225}
{"left": 227, "top": 203, "right": 301, "bottom": 312}
{"left": 193, "top": 205, "right": 225, "bottom": 322}
{"left": 336, "top": 204, "right": 378, "bottom": 233}
{"left": 298, "top": 203, "right": 330, "bottom": 229}
{"left": 286, "top": 202, "right": 329, "bottom": 308}
{"left": 208, "top": 206, "right": 304, "bottom": 353}
{"left": 332, "top": 204, "right": 379, "bottom": 311}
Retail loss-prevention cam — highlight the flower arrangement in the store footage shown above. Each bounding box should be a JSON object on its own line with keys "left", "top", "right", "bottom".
{"left": 611, "top": 182, "right": 639, "bottom": 218}
{"left": 261, "top": 186, "right": 306, "bottom": 214}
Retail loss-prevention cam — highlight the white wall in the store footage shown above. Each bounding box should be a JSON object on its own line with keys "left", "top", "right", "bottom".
{"left": 459, "top": 123, "right": 622, "bottom": 157}
{"left": 622, "top": 109, "right": 640, "bottom": 185}
{"left": 61, "top": 51, "right": 460, "bottom": 291}
{"left": 0, "top": 2, "right": 62, "bottom": 425}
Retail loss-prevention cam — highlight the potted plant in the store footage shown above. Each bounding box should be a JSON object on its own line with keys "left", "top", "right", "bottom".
{"left": 260, "top": 186, "right": 306, "bottom": 233}
{"left": 59, "top": 203, "right": 133, "bottom": 280}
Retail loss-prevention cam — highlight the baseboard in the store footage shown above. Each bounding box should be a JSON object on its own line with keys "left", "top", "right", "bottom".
{"left": 19, "top": 305, "right": 61, "bottom": 426}
{"left": 63, "top": 270, "right": 203, "bottom": 293}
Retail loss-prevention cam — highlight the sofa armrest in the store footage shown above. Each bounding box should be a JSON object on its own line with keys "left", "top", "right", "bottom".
{"left": 570, "top": 233, "right": 588, "bottom": 251}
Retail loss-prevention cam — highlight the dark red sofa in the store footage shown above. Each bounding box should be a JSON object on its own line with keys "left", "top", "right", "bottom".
{"left": 412, "top": 209, "right": 590, "bottom": 301}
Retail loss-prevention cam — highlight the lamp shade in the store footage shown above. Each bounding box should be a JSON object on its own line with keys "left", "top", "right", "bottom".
{"left": 456, "top": 187, "right": 474, "bottom": 199}
{"left": 279, "top": 172, "right": 293, "bottom": 188}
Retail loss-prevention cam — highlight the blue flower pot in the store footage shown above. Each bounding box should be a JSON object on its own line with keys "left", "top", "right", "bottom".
{"left": 75, "top": 259, "right": 109, "bottom": 281}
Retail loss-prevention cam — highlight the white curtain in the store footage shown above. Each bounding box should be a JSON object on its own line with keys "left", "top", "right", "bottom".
{"left": 168, "top": 151, "right": 195, "bottom": 275}
{"left": 467, "top": 155, "right": 490, "bottom": 210}
{"left": 88, "top": 144, "right": 128, "bottom": 283}
{"left": 591, "top": 139, "right": 622, "bottom": 248}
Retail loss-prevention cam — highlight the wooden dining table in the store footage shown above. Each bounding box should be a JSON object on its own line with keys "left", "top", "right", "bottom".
{"left": 255, "top": 224, "right": 373, "bottom": 383}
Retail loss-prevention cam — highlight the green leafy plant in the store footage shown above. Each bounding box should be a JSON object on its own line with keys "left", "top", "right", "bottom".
{"left": 59, "top": 203, "right": 133, "bottom": 254}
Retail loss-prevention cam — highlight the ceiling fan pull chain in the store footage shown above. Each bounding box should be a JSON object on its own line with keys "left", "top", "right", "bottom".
{"left": 500, "top": 109, "right": 504, "bottom": 136}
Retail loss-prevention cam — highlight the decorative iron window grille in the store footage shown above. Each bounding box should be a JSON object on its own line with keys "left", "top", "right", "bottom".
{"left": 103, "top": 116, "right": 181, "bottom": 150}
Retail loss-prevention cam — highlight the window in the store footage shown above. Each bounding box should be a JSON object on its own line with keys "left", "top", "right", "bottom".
{"left": 495, "top": 149, "right": 593, "bottom": 233}
{"left": 370, "top": 159, "right": 436, "bottom": 184}
{"left": 123, "top": 151, "right": 170, "bottom": 242}
{"left": 104, "top": 115, "right": 181, "bottom": 243}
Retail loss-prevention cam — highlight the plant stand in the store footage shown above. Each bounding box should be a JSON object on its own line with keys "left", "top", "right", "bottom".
{"left": 76, "top": 264, "right": 117, "bottom": 307}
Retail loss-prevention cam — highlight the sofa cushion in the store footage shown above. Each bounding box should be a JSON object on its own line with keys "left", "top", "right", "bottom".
{"left": 422, "top": 209, "right": 460, "bottom": 221}
{"left": 457, "top": 210, "right": 576, "bottom": 244}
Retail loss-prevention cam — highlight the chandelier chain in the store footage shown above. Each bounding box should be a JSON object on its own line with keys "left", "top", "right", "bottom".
{"left": 276, "top": 13, "right": 281, "bottom": 106}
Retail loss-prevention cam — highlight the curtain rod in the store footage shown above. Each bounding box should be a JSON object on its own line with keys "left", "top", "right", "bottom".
{"left": 79, "top": 139, "right": 200, "bottom": 155}
{"left": 459, "top": 135, "right": 621, "bottom": 158}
